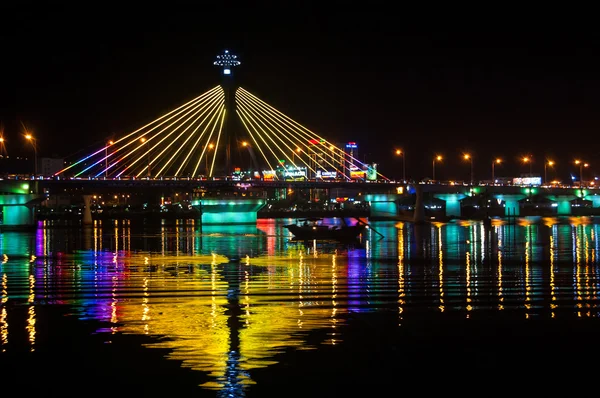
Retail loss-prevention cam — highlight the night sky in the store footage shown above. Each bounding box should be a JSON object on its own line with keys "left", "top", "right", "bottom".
{"left": 5, "top": 8, "right": 600, "bottom": 181}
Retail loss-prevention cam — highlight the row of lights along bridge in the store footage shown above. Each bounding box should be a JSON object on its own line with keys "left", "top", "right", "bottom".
{"left": 0, "top": 133, "right": 593, "bottom": 186}
{"left": 394, "top": 149, "right": 591, "bottom": 186}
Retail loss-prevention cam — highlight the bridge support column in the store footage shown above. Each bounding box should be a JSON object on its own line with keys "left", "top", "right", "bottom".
{"left": 547, "top": 195, "right": 576, "bottom": 215}
{"left": 413, "top": 185, "right": 425, "bottom": 223}
{"left": 82, "top": 195, "right": 93, "bottom": 225}
{"left": 494, "top": 194, "right": 526, "bottom": 216}
{"left": 433, "top": 193, "right": 466, "bottom": 218}
{"left": 584, "top": 194, "right": 600, "bottom": 208}
{"left": 362, "top": 193, "right": 401, "bottom": 220}
{"left": 201, "top": 198, "right": 266, "bottom": 225}
{"left": 0, "top": 193, "right": 41, "bottom": 228}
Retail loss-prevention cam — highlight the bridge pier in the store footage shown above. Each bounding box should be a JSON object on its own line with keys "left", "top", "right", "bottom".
{"left": 0, "top": 194, "right": 41, "bottom": 228}
{"left": 493, "top": 194, "right": 526, "bottom": 216}
{"left": 584, "top": 194, "right": 600, "bottom": 208}
{"left": 433, "top": 193, "right": 467, "bottom": 217}
{"left": 362, "top": 193, "right": 401, "bottom": 219}
{"left": 413, "top": 185, "right": 425, "bottom": 223}
{"left": 547, "top": 195, "right": 576, "bottom": 215}
{"left": 82, "top": 195, "right": 93, "bottom": 225}
{"left": 201, "top": 198, "right": 267, "bottom": 225}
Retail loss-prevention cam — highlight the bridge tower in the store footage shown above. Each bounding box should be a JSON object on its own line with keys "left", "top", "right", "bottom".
{"left": 214, "top": 50, "right": 241, "bottom": 176}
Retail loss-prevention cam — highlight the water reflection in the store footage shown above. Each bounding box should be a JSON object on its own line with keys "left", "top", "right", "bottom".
{"left": 0, "top": 216, "right": 599, "bottom": 394}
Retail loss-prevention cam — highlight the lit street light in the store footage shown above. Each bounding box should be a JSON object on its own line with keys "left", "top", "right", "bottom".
{"left": 293, "top": 147, "right": 301, "bottom": 163}
{"left": 0, "top": 136, "right": 6, "bottom": 156}
{"left": 522, "top": 156, "right": 532, "bottom": 176}
{"left": 575, "top": 160, "right": 589, "bottom": 187}
{"left": 395, "top": 149, "right": 406, "bottom": 182}
{"left": 206, "top": 143, "right": 214, "bottom": 175}
{"left": 432, "top": 155, "right": 442, "bottom": 181}
{"left": 463, "top": 153, "right": 473, "bottom": 185}
{"left": 544, "top": 160, "right": 554, "bottom": 185}
{"left": 105, "top": 140, "right": 113, "bottom": 179}
{"left": 492, "top": 158, "right": 501, "bottom": 183}
{"left": 140, "top": 137, "right": 150, "bottom": 178}
{"left": 25, "top": 133, "right": 37, "bottom": 175}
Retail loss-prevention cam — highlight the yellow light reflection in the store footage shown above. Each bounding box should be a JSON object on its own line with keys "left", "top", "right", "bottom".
{"left": 549, "top": 232, "right": 557, "bottom": 318}
{"left": 398, "top": 223, "right": 405, "bottom": 325}
{"left": 497, "top": 237, "right": 504, "bottom": 311}
{"left": 27, "top": 275, "right": 36, "bottom": 351}
{"left": 466, "top": 251, "right": 472, "bottom": 316}
{"left": 438, "top": 225, "right": 444, "bottom": 313}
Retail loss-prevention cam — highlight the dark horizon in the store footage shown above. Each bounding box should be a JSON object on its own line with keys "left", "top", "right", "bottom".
{"left": 5, "top": 9, "right": 600, "bottom": 181}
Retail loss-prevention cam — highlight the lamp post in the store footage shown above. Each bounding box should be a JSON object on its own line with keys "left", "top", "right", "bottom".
{"left": 492, "top": 158, "right": 501, "bottom": 184}
{"left": 522, "top": 156, "right": 532, "bottom": 176}
{"left": 432, "top": 155, "right": 442, "bottom": 181}
{"left": 395, "top": 149, "right": 406, "bottom": 182}
{"left": 206, "top": 143, "right": 214, "bottom": 176}
{"left": 293, "top": 147, "right": 301, "bottom": 164}
{"left": 544, "top": 160, "right": 554, "bottom": 185}
{"left": 105, "top": 140, "right": 113, "bottom": 179}
{"left": 25, "top": 133, "right": 37, "bottom": 175}
{"left": 140, "top": 137, "right": 150, "bottom": 178}
{"left": 575, "top": 160, "right": 589, "bottom": 187}
{"left": 463, "top": 153, "right": 473, "bottom": 185}
{"left": 0, "top": 137, "right": 5, "bottom": 156}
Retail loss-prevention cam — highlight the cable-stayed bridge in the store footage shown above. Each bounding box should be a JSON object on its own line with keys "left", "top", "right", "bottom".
{"left": 55, "top": 50, "right": 388, "bottom": 183}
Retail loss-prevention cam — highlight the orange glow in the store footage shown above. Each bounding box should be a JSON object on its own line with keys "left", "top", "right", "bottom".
{"left": 108, "top": 140, "right": 114, "bottom": 145}
{"left": 208, "top": 143, "right": 214, "bottom": 149}
{"left": 242, "top": 141, "right": 248, "bottom": 147}
{"left": 25, "top": 134, "right": 33, "bottom": 140}
{"left": 522, "top": 156, "right": 530, "bottom": 163}
{"left": 495, "top": 158, "right": 502, "bottom": 164}
{"left": 547, "top": 160, "right": 554, "bottom": 166}
{"left": 296, "top": 147, "right": 301, "bottom": 153}
{"left": 436, "top": 155, "right": 442, "bottom": 161}
{"left": 463, "top": 154, "right": 471, "bottom": 160}
{"left": 140, "top": 137, "right": 146, "bottom": 143}
{"left": 575, "top": 159, "right": 581, "bottom": 165}
{"left": 395, "top": 149, "right": 402, "bottom": 155}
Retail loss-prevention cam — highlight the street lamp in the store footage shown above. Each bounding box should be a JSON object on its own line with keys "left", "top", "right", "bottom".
{"left": 105, "top": 140, "right": 113, "bottom": 179}
{"left": 522, "top": 156, "right": 532, "bottom": 175}
{"left": 575, "top": 160, "right": 589, "bottom": 187}
{"left": 395, "top": 149, "right": 406, "bottom": 182}
{"left": 463, "top": 153, "right": 473, "bottom": 185}
{"left": 544, "top": 160, "right": 554, "bottom": 185}
{"left": 206, "top": 143, "right": 214, "bottom": 175}
{"left": 492, "top": 158, "right": 501, "bottom": 184}
{"left": 432, "top": 155, "right": 442, "bottom": 181}
{"left": 25, "top": 133, "right": 37, "bottom": 175}
{"left": 140, "top": 137, "right": 150, "bottom": 178}
{"left": 0, "top": 136, "right": 5, "bottom": 156}
{"left": 293, "top": 147, "right": 301, "bottom": 163}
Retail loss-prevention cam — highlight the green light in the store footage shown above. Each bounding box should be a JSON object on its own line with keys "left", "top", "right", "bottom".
{"left": 21, "top": 184, "right": 29, "bottom": 191}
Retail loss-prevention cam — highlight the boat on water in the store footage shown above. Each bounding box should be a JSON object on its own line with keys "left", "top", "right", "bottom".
{"left": 283, "top": 218, "right": 366, "bottom": 241}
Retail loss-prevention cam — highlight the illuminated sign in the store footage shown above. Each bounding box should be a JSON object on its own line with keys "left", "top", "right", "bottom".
{"left": 350, "top": 170, "right": 366, "bottom": 179}
{"left": 283, "top": 167, "right": 307, "bottom": 179}
{"left": 262, "top": 170, "right": 276, "bottom": 180}
{"left": 223, "top": 68, "right": 231, "bottom": 75}
{"left": 366, "top": 164, "right": 377, "bottom": 181}
{"left": 346, "top": 142, "right": 358, "bottom": 149}
{"left": 513, "top": 177, "right": 542, "bottom": 186}
{"left": 316, "top": 171, "right": 337, "bottom": 179}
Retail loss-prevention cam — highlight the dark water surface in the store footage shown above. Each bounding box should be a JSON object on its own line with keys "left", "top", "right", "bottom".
{"left": 1, "top": 216, "right": 600, "bottom": 396}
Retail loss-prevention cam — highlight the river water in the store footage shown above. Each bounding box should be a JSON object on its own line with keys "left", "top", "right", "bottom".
{"left": 1, "top": 216, "right": 599, "bottom": 396}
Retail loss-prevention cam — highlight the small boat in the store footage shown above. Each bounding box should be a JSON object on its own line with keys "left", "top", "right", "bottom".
{"left": 283, "top": 218, "right": 366, "bottom": 241}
